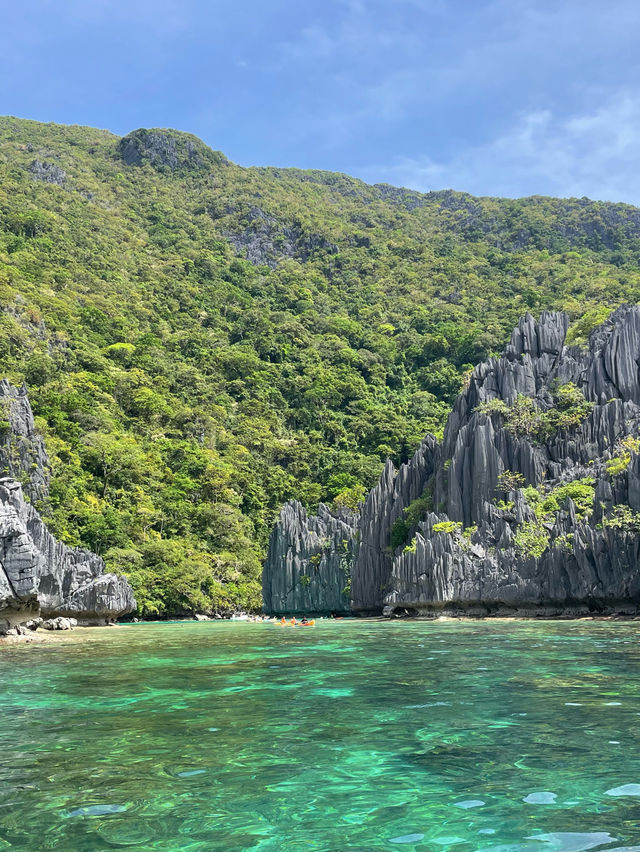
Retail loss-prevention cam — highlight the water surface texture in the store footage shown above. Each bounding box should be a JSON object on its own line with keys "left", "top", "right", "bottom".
{"left": 2, "top": 620, "right": 640, "bottom": 850}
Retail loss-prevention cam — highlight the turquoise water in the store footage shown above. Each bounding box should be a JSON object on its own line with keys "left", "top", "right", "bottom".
{"left": 2, "top": 621, "right": 640, "bottom": 851}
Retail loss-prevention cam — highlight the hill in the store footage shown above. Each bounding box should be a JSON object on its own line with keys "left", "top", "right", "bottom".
{"left": 1, "top": 116, "right": 640, "bottom": 615}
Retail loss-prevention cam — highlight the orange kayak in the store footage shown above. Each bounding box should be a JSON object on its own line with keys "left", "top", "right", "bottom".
{"left": 278, "top": 620, "right": 315, "bottom": 627}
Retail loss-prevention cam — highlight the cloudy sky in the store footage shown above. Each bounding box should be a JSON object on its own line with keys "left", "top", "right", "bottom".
{"left": 3, "top": 0, "right": 640, "bottom": 202}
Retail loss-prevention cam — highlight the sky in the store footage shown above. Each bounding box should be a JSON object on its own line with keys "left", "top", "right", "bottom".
{"left": 3, "top": 0, "right": 640, "bottom": 203}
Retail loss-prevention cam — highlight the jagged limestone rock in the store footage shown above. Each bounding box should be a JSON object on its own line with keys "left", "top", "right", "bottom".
{"left": 386, "top": 305, "right": 640, "bottom": 615}
{"left": 0, "top": 477, "right": 135, "bottom": 629}
{"left": 351, "top": 436, "right": 438, "bottom": 611}
{"left": 29, "top": 159, "right": 66, "bottom": 185}
{"left": 262, "top": 501, "right": 357, "bottom": 614}
{"left": 0, "top": 382, "right": 136, "bottom": 632}
{"left": 118, "top": 128, "right": 228, "bottom": 172}
{"left": 222, "top": 206, "right": 338, "bottom": 268}
{"left": 264, "top": 305, "right": 640, "bottom": 617}
{"left": 0, "top": 379, "right": 50, "bottom": 502}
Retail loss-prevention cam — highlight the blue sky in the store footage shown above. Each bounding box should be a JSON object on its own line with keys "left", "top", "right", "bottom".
{"left": 3, "top": 0, "right": 640, "bottom": 203}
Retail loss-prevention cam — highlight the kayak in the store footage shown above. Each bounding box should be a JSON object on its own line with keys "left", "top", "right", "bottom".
{"left": 278, "top": 620, "right": 315, "bottom": 627}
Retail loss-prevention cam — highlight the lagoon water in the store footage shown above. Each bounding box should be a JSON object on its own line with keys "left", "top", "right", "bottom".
{"left": 2, "top": 620, "right": 640, "bottom": 850}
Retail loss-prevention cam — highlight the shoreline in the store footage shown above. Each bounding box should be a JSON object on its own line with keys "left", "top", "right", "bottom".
{"left": 0, "top": 624, "right": 124, "bottom": 646}
{"left": 3, "top": 612, "right": 640, "bottom": 646}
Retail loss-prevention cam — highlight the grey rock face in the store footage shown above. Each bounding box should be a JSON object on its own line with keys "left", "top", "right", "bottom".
{"left": 0, "top": 477, "right": 135, "bottom": 629}
{"left": 29, "top": 160, "right": 66, "bottom": 185}
{"left": 264, "top": 305, "right": 640, "bottom": 617}
{"left": 223, "top": 206, "right": 338, "bottom": 268}
{"left": 262, "top": 501, "right": 357, "bottom": 614}
{"left": 0, "top": 379, "right": 50, "bottom": 502}
{"left": 118, "top": 129, "right": 227, "bottom": 172}
{"left": 387, "top": 305, "right": 640, "bottom": 614}
{"left": 42, "top": 617, "right": 76, "bottom": 631}
{"left": 0, "top": 382, "right": 136, "bottom": 632}
{"left": 352, "top": 436, "right": 438, "bottom": 611}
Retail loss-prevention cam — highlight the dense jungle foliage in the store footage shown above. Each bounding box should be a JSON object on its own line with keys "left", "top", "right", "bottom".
{"left": 2, "top": 116, "right": 640, "bottom": 615}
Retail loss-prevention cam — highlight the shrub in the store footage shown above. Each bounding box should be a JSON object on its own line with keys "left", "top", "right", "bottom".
{"left": 603, "top": 504, "right": 640, "bottom": 532}
{"left": 506, "top": 395, "right": 541, "bottom": 438}
{"left": 332, "top": 483, "right": 365, "bottom": 512}
{"left": 390, "top": 518, "right": 410, "bottom": 550}
{"left": 553, "top": 533, "right": 574, "bottom": 552}
{"left": 524, "top": 477, "right": 595, "bottom": 522}
{"left": 432, "top": 520, "right": 462, "bottom": 534}
{"left": 514, "top": 521, "right": 549, "bottom": 558}
{"left": 539, "top": 383, "right": 593, "bottom": 436}
{"left": 538, "top": 478, "right": 595, "bottom": 521}
{"left": 459, "top": 524, "right": 477, "bottom": 552}
{"left": 496, "top": 470, "right": 525, "bottom": 492}
{"left": 606, "top": 435, "right": 640, "bottom": 476}
{"left": 475, "top": 398, "right": 510, "bottom": 417}
{"left": 483, "top": 384, "right": 592, "bottom": 443}
{"left": 495, "top": 499, "right": 515, "bottom": 511}
{"left": 389, "top": 486, "right": 433, "bottom": 549}
{"left": 523, "top": 484, "right": 542, "bottom": 506}
{"left": 565, "top": 306, "right": 613, "bottom": 346}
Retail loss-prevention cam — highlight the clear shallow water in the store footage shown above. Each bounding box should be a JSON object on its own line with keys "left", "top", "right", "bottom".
{"left": 2, "top": 621, "right": 640, "bottom": 851}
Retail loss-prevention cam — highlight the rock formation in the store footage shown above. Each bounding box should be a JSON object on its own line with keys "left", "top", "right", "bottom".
{"left": 263, "top": 305, "right": 640, "bottom": 616}
{"left": 352, "top": 435, "right": 438, "bottom": 612}
{"left": 0, "top": 382, "right": 135, "bottom": 633}
{"left": 262, "top": 501, "right": 357, "bottom": 614}
{"left": 118, "top": 128, "right": 228, "bottom": 172}
{"left": 29, "top": 159, "right": 67, "bottom": 186}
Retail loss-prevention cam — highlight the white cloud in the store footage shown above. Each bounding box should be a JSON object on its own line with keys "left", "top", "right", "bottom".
{"left": 271, "top": 0, "right": 640, "bottom": 162}
{"left": 364, "top": 94, "right": 640, "bottom": 203}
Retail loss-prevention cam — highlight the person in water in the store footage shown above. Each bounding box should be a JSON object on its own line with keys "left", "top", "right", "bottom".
{"left": 300, "top": 616, "right": 309, "bottom": 624}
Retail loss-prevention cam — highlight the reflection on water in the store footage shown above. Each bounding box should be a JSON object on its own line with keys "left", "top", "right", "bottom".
{"left": 2, "top": 620, "right": 640, "bottom": 850}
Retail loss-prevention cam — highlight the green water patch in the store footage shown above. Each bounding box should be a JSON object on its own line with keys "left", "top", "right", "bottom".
{"left": 2, "top": 621, "right": 640, "bottom": 849}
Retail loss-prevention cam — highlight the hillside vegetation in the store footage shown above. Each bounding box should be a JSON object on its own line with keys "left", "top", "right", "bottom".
{"left": 1, "top": 116, "right": 640, "bottom": 615}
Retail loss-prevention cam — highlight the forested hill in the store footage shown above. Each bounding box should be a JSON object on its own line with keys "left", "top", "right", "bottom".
{"left": 2, "top": 116, "right": 640, "bottom": 617}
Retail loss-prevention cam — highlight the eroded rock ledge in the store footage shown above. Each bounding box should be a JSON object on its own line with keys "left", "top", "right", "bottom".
{"left": 263, "top": 305, "right": 640, "bottom": 616}
{"left": 0, "top": 382, "right": 135, "bottom": 633}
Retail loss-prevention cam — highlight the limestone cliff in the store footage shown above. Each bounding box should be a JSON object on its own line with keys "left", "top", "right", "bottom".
{"left": 262, "top": 502, "right": 357, "bottom": 614}
{"left": 0, "top": 382, "right": 135, "bottom": 632}
{"left": 263, "top": 306, "right": 640, "bottom": 616}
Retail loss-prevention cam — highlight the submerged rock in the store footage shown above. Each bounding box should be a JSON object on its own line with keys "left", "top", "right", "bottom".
{"left": 264, "top": 305, "right": 640, "bottom": 616}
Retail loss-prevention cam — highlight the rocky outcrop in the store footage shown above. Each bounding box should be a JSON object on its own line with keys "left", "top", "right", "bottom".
{"left": 0, "top": 379, "right": 50, "bottom": 502}
{"left": 352, "top": 436, "right": 438, "bottom": 611}
{"left": 118, "top": 128, "right": 228, "bottom": 173}
{"left": 262, "top": 501, "right": 357, "bottom": 614}
{"left": 29, "top": 159, "right": 66, "bottom": 185}
{"left": 263, "top": 305, "right": 640, "bottom": 617}
{"left": 0, "top": 383, "right": 135, "bottom": 632}
{"left": 222, "top": 206, "right": 338, "bottom": 268}
{"left": 0, "top": 476, "right": 135, "bottom": 631}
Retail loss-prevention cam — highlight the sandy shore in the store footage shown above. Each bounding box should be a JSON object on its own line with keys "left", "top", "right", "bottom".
{"left": 0, "top": 624, "right": 124, "bottom": 646}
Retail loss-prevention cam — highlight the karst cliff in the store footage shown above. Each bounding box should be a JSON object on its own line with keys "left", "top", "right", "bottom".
{"left": 0, "top": 380, "right": 135, "bottom": 633}
{"left": 263, "top": 306, "right": 640, "bottom": 616}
